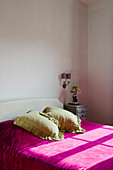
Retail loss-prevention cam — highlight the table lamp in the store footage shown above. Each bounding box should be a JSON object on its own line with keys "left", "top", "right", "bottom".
{"left": 70, "top": 86, "right": 81, "bottom": 104}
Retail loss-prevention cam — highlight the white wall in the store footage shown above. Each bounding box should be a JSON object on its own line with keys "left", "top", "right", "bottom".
{"left": 88, "top": 0, "right": 113, "bottom": 125}
{"left": 0, "top": 0, "right": 88, "bottom": 103}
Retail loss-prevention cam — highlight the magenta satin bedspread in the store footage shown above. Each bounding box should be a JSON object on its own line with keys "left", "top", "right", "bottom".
{"left": 0, "top": 119, "right": 113, "bottom": 170}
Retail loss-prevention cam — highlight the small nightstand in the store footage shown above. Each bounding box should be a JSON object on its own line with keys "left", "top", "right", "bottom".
{"left": 64, "top": 104, "right": 87, "bottom": 120}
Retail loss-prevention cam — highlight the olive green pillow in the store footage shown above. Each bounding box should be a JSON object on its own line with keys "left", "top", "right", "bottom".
{"left": 43, "top": 107, "right": 85, "bottom": 133}
{"left": 14, "top": 110, "right": 64, "bottom": 140}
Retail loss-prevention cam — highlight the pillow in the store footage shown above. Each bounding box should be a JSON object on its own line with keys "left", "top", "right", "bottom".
{"left": 14, "top": 110, "right": 64, "bottom": 141}
{"left": 43, "top": 107, "right": 85, "bottom": 133}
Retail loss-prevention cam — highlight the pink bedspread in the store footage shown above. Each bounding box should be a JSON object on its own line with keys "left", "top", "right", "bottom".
{"left": 0, "top": 119, "right": 113, "bottom": 170}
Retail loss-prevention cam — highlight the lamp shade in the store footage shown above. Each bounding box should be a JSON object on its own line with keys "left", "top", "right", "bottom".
{"left": 61, "top": 73, "right": 67, "bottom": 79}
{"left": 70, "top": 86, "right": 81, "bottom": 94}
{"left": 66, "top": 73, "right": 71, "bottom": 79}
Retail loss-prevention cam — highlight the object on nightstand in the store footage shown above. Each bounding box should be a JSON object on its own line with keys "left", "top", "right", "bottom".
{"left": 70, "top": 86, "right": 81, "bottom": 105}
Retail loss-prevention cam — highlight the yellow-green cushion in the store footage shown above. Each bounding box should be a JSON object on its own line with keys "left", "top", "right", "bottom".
{"left": 43, "top": 107, "right": 85, "bottom": 133}
{"left": 14, "top": 110, "right": 64, "bottom": 140}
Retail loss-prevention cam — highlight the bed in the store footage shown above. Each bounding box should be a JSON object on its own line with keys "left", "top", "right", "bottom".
{"left": 0, "top": 98, "right": 113, "bottom": 170}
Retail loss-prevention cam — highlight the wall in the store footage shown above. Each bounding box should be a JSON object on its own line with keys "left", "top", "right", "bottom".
{"left": 0, "top": 0, "right": 88, "bottom": 104}
{"left": 88, "top": 0, "right": 113, "bottom": 125}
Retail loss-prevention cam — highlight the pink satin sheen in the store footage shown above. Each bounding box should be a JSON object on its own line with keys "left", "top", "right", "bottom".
{"left": 0, "top": 119, "right": 113, "bottom": 170}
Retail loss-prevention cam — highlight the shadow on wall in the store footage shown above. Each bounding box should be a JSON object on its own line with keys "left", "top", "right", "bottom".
{"left": 58, "top": 88, "right": 68, "bottom": 104}
{"left": 58, "top": 74, "right": 72, "bottom": 104}
{"left": 58, "top": 74, "right": 67, "bottom": 104}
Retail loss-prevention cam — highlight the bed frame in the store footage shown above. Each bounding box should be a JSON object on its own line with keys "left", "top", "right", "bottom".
{"left": 0, "top": 98, "right": 63, "bottom": 122}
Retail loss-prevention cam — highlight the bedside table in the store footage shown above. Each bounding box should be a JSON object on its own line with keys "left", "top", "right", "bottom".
{"left": 64, "top": 104, "right": 87, "bottom": 120}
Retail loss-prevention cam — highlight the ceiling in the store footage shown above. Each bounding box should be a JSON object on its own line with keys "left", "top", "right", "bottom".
{"left": 80, "top": 0, "right": 97, "bottom": 5}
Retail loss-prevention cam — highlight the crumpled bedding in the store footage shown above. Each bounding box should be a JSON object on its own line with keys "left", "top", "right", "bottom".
{"left": 0, "top": 119, "right": 113, "bottom": 170}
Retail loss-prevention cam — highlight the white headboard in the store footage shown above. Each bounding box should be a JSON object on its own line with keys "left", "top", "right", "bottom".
{"left": 0, "top": 98, "right": 63, "bottom": 122}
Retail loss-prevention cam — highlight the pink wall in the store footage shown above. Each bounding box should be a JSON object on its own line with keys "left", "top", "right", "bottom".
{"left": 1, "top": 0, "right": 112, "bottom": 126}
{"left": 71, "top": 9, "right": 88, "bottom": 105}
{"left": 0, "top": 0, "right": 88, "bottom": 104}
{"left": 88, "top": 0, "right": 113, "bottom": 125}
